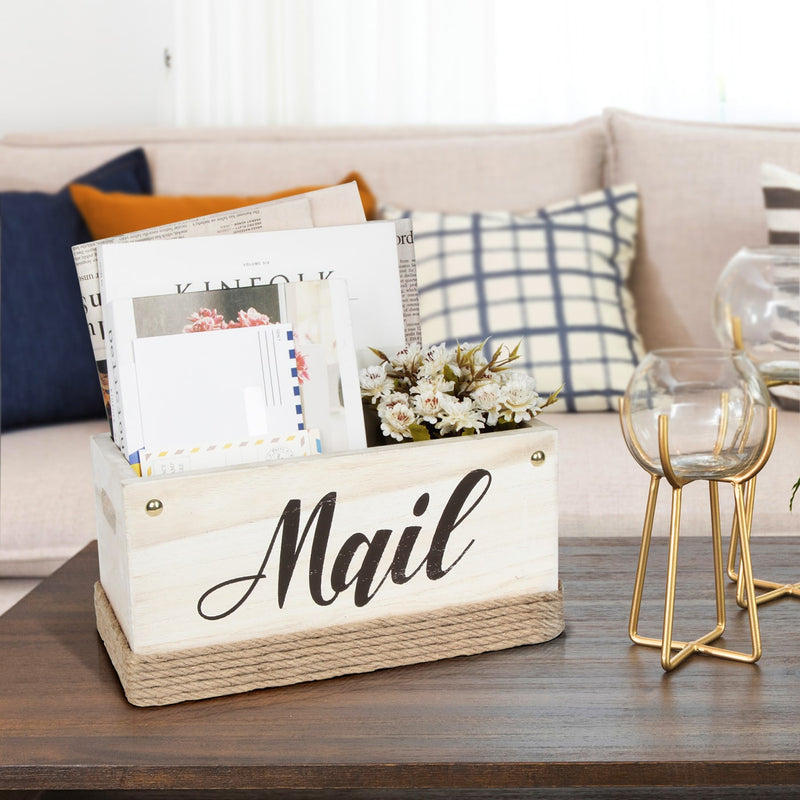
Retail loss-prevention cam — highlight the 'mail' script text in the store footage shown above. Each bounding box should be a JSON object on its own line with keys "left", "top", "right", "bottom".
{"left": 197, "top": 469, "right": 491, "bottom": 619}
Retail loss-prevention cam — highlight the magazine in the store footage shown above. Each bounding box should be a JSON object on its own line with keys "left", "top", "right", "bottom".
{"left": 97, "top": 217, "right": 404, "bottom": 353}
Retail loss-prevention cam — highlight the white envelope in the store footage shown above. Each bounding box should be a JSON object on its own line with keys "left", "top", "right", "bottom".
{"left": 132, "top": 323, "right": 302, "bottom": 452}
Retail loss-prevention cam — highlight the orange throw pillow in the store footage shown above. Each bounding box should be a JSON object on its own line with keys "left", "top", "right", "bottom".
{"left": 69, "top": 171, "right": 377, "bottom": 239}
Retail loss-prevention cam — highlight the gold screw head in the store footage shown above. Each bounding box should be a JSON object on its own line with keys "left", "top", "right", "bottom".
{"left": 530, "top": 450, "right": 546, "bottom": 466}
{"left": 145, "top": 499, "right": 164, "bottom": 517}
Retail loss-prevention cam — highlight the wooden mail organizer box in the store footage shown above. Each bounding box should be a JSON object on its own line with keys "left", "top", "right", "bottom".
{"left": 90, "top": 421, "right": 563, "bottom": 706}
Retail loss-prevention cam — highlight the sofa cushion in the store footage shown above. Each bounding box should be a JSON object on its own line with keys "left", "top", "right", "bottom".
{"left": 0, "top": 149, "right": 152, "bottom": 430}
{"left": 762, "top": 162, "right": 800, "bottom": 245}
{"left": 0, "top": 418, "right": 109, "bottom": 576}
{"left": 69, "top": 171, "right": 378, "bottom": 238}
{"left": 382, "top": 184, "right": 643, "bottom": 412}
{"left": 604, "top": 109, "right": 800, "bottom": 351}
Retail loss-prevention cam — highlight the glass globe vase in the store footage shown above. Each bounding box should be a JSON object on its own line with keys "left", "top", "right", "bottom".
{"left": 713, "top": 246, "right": 800, "bottom": 385}
{"left": 619, "top": 348, "right": 778, "bottom": 671}
{"left": 621, "top": 348, "right": 772, "bottom": 483}
{"left": 713, "top": 247, "right": 799, "bottom": 608}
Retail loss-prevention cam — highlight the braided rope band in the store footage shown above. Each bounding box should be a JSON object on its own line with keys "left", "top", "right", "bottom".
{"left": 94, "top": 581, "right": 564, "bottom": 707}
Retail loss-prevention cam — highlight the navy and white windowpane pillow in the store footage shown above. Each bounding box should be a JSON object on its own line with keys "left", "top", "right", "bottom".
{"left": 382, "top": 184, "right": 644, "bottom": 412}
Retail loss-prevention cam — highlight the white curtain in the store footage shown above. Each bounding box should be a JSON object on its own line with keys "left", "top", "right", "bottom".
{"left": 171, "top": 0, "right": 800, "bottom": 127}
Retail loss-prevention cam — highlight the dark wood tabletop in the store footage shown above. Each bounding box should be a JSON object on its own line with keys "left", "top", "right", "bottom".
{"left": 1, "top": 536, "right": 798, "bottom": 799}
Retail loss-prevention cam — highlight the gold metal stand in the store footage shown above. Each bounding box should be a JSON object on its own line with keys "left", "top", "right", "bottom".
{"left": 620, "top": 398, "right": 777, "bottom": 671}
{"left": 726, "top": 317, "right": 800, "bottom": 607}
{"left": 726, "top": 477, "right": 800, "bottom": 607}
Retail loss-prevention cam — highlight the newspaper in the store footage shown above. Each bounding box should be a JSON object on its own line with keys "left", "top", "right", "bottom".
{"left": 394, "top": 217, "right": 421, "bottom": 346}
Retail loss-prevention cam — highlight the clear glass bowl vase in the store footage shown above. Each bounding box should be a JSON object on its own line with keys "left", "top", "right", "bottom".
{"left": 713, "top": 245, "right": 800, "bottom": 385}
{"left": 620, "top": 348, "right": 771, "bottom": 482}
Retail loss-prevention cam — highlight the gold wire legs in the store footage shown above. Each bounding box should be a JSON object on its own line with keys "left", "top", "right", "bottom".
{"left": 727, "top": 320, "right": 799, "bottom": 606}
{"left": 726, "top": 476, "right": 800, "bottom": 606}
{"left": 628, "top": 477, "right": 762, "bottom": 670}
{"left": 621, "top": 402, "right": 778, "bottom": 671}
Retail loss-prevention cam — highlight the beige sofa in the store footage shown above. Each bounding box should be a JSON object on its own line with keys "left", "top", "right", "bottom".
{"left": 1, "top": 108, "right": 798, "bottom": 610}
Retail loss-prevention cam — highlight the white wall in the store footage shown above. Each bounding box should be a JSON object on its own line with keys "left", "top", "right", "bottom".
{"left": 0, "top": 0, "right": 175, "bottom": 136}
{"left": 1, "top": 0, "right": 798, "bottom": 136}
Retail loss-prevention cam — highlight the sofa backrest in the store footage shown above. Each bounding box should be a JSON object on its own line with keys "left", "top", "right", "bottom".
{"left": 0, "top": 119, "right": 605, "bottom": 212}
{"left": 3, "top": 111, "right": 799, "bottom": 353}
{"left": 604, "top": 109, "right": 800, "bottom": 350}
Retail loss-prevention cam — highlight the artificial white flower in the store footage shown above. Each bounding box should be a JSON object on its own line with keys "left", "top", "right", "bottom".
{"left": 435, "top": 396, "right": 486, "bottom": 435}
{"left": 411, "top": 386, "right": 447, "bottom": 424}
{"left": 380, "top": 390, "right": 411, "bottom": 406}
{"left": 378, "top": 399, "right": 417, "bottom": 441}
{"left": 360, "top": 340, "right": 558, "bottom": 442}
{"left": 411, "top": 374, "right": 456, "bottom": 396}
{"left": 359, "top": 363, "right": 393, "bottom": 403}
{"left": 499, "top": 372, "right": 541, "bottom": 423}
{"left": 417, "top": 343, "right": 449, "bottom": 378}
{"left": 390, "top": 343, "right": 422, "bottom": 371}
{"left": 470, "top": 381, "right": 503, "bottom": 426}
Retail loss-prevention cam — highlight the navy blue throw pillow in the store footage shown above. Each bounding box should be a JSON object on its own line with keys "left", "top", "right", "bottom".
{"left": 1, "top": 148, "right": 152, "bottom": 430}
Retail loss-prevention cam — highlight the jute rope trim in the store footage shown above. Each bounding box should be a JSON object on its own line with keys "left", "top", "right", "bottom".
{"left": 94, "top": 581, "right": 564, "bottom": 707}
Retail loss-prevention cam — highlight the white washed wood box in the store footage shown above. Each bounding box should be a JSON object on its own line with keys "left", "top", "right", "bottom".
{"left": 91, "top": 420, "right": 563, "bottom": 706}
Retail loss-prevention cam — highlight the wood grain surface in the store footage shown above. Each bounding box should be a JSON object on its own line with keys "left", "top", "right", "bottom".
{"left": 1, "top": 536, "right": 799, "bottom": 797}
{"left": 90, "top": 424, "right": 557, "bottom": 654}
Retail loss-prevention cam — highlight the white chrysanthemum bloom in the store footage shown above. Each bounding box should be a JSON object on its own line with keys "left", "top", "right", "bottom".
{"left": 377, "top": 398, "right": 417, "bottom": 441}
{"left": 390, "top": 343, "right": 422, "bottom": 371}
{"left": 435, "top": 396, "right": 485, "bottom": 435}
{"left": 381, "top": 390, "right": 411, "bottom": 405}
{"left": 411, "top": 386, "right": 447, "bottom": 424}
{"left": 441, "top": 346, "right": 464, "bottom": 379}
{"left": 499, "top": 372, "right": 541, "bottom": 423}
{"left": 359, "top": 363, "right": 393, "bottom": 403}
{"left": 417, "top": 343, "right": 449, "bottom": 378}
{"left": 411, "top": 374, "right": 456, "bottom": 396}
{"left": 470, "top": 380, "right": 503, "bottom": 426}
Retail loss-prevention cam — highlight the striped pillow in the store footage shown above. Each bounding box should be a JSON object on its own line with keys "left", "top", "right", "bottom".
{"left": 382, "top": 185, "right": 644, "bottom": 412}
{"left": 760, "top": 164, "right": 800, "bottom": 410}
{"left": 762, "top": 163, "right": 800, "bottom": 245}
